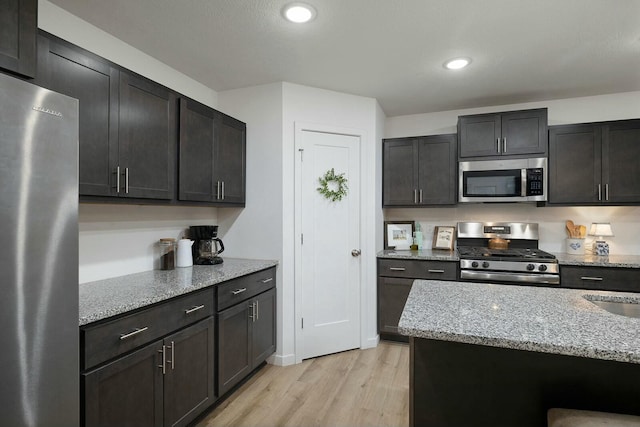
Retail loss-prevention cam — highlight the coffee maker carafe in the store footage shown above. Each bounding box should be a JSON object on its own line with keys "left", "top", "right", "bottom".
{"left": 189, "top": 225, "right": 225, "bottom": 265}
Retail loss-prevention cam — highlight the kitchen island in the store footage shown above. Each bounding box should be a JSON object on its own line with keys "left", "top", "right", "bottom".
{"left": 399, "top": 280, "right": 640, "bottom": 427}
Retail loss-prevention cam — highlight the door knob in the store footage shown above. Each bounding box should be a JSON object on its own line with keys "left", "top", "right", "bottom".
{"left": 351, "top": 249, "right": 361, "bottom": 257}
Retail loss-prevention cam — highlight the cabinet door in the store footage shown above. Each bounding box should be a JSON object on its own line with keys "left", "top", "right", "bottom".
{"left": 500, "top": 109, "right": 547, "bottom": 156}
{"left": 383, "top": 138, "right": 417, "bottom": 206}
{"left": 378, "top": 277, "right": 413, "bottom": 335}
{"left": 251, "top": 288, "right": 276, "bottom": 368}
{"left": 0, "top": 0, "right": 36, "bottom": 77}
{"left": 602, "top": 120, "right": 640, "bottom": 203}
{"left": 178, "top": 98, "right": 215, "bottom": 202}
{"left": 119, "top": 71, "right": 176, "bottom": 200}
{"left": 83, "top": 341, "right": 163, "bottom": 427}
{"left": 458, "top": 113, "right": 501, "bottom": 158}
{"left": 36, "top": 34, "right": 119, "bottom": 197}
{"left": 217, "top": 301, "right": 252, "bottom": 396}
{"left": 214, "top": 113, "right": 246, "bottom": 204}
{"left": 416, "top": 134, "right": 457, "bottom": 205}
{"left": 548, "top": 124, "right": 602, "bottom": 204}
{"left": 163, "top": 318, "right": 216, "bottom": 427}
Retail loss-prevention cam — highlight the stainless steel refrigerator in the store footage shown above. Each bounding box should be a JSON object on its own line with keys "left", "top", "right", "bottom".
{"left": 0, "top": 73, "right": 79, "bottom": 426}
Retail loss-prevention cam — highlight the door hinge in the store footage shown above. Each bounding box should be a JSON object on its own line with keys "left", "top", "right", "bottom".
{"left": 301, "top": 318, "right": 304, "bottom": 329}
{"left": 298, "top": 148, "right": 304, "bottom": 161}
{"left": 301, "top": 233, "right": 304, "bottom": 244}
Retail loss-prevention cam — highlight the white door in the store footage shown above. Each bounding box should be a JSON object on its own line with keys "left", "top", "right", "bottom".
{"left": 295, "top": 126, "right": 361, "bottom": 361}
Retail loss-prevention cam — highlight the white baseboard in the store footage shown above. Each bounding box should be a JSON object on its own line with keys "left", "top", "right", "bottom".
{"left": 362, "top": 334, "right": 380, "bottom": 349}
{"left": 267, "top": 352, "right": 297, "bottom": 366}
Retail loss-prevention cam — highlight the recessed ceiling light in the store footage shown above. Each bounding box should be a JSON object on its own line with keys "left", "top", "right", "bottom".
{"left": 444, "top": 57, "right": 471, "bottom": 70}
{"left": 282, "top": 2, "right": 316, "bottom": 23}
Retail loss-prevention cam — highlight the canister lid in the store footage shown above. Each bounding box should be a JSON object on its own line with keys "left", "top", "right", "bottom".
{"left": 159, "top": 238, "right": 176, "bottom": 243}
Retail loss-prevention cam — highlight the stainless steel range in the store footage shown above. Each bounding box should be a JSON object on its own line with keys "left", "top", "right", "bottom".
{"left": 457, "top": 222, "right": 559, "bottom": 285}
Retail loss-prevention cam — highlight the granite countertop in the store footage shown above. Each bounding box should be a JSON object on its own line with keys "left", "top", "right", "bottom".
{"left": 377, "top": 248, "right": 459, "bottom": 261}
{"left": 79, "top": 258, "right": 278, "bottom": 326}
{"left": 553, "top": 252, "right": 640, "bottom": 268}
{"left": 399, "top": 280, "right": 640, "bottom": 364}
{"left": 377, "top": 248, "right": 640, "bottom": 268}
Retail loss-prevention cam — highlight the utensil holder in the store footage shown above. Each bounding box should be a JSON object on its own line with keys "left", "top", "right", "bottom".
{"left": 565, "top": 238, "right": 585, "bottom": 254}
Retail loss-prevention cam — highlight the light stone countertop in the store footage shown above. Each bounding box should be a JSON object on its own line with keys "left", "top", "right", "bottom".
{"left": 79, "top": 258, "right": 278, "bottom": 326}
{"left": 399, "top": 279, "right": 640, "bottom": 364}
{"left": 377, "top": 249, "right": 640, "bottom": 268}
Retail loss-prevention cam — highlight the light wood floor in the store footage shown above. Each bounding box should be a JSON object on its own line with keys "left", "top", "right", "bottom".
{"left": 196, "top": 341, "right": 409, "bottom": 427}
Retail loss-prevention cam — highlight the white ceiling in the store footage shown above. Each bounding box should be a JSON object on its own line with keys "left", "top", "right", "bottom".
{"left": 49, "top": 0, "right": 640, "bottom": 117}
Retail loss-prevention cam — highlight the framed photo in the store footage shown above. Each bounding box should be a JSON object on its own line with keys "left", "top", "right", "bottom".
{"left": 432, "top": 226, "right": 455, "bottom": 250}
{"left": 384, "top": 221, "right": 415, "bottom": 249}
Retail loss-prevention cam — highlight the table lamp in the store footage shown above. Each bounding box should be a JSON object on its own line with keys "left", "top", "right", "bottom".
{"left": 589, "top": 222, "right": 614, "bottom": 255}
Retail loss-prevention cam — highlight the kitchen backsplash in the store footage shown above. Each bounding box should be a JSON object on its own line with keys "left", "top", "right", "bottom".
{"left": 384, "top": 204, "right": 640, "bottom": 255}
{"left": 79, "top": 204, "right": 218, "bottom": 283}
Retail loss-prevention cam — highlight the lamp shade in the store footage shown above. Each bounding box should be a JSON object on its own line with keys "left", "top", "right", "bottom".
{"left": 589, "top": 222, "right": 614, "bottom": 238}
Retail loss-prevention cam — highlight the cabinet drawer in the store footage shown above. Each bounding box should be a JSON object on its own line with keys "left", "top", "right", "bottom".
{"left": 378, "top": 259, "right": 457, "bottom": 280}
{"left": 82, "top": 288, "right": 214, "bottom": 370}
{"left": 217, "top": 267, "right": 276, "bottom": 311}
{"left": 560, "top": 266, "right": 640, "bottom": 293}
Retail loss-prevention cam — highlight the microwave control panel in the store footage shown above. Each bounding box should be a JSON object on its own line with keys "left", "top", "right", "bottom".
{"left": 526, "top": 168, "right": 544, "bottom": 196}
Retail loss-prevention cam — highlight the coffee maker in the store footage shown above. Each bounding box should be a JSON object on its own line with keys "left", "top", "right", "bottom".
{"left": 189, "top": 225, "right": 225, "bottom": 265}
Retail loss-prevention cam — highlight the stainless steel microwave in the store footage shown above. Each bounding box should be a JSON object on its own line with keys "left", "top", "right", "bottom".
{"left": 458, "top": 157, "right": 547, "bottom": 203}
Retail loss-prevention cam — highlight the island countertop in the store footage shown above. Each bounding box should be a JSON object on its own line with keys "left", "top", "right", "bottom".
{"left": 399, "top": 280, "right": 640, "bottom": 364}
{"left": 79, "top": 258, "right": 278, "bottom": 326}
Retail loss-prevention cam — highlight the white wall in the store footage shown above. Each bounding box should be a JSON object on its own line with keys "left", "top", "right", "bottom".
{"left": 38, "top": 1, "right": 223, "bottom": 283}
{"left": 384, "top": 92, "right": 640, "bottom": 255}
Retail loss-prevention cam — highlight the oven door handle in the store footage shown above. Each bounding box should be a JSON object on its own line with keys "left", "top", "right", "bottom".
{"left": 460, "top": 270, "right": 560, "bottom": 285}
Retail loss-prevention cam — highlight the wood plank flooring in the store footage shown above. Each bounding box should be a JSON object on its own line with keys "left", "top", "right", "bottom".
{"left": 196, "top": 341, "right": 409, "bottom": 427}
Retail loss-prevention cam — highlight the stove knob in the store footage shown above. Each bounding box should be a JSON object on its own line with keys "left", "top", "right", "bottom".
{"left": 538, "top": 264, "right": 548, "bottom": 272}
{"left": 482, "top": 261, "right": 490, "bottom": 268}
{"left": 471, "top": 261, "right": 479, "bottom": 268}
{"left": 526, "top": 264, "right": 535, "bottom": 271}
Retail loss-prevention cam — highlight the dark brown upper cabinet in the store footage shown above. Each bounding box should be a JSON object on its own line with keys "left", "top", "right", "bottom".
{"left": 118, "top": 70, "right": 176, "bottom": 200}
{"left": 458, "top": 108, "right": 547, "bottom": 159}
{"left": 548, "top": 119, "right": 640, "bottom": 205}
{"left": 35, "top": 33, "right": 119, "bottom": 197}
{"left": 179, "top": 98, "right": 246, "bottom": 205}
{"left": 0, "top": 0, "right": 36, "bottom": 78}
{"left": 382, "top": 134, "right": 457, "bottom": 207}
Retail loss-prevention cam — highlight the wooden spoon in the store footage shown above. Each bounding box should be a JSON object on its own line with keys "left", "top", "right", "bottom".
{"left": 579, "top": 225, "right": 586, "bottom": 238}
{"left": 566, "top": 220, "right": 575, "bottom": 237}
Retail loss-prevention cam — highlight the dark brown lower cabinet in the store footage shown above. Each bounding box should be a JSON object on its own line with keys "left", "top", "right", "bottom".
{"left": 560, "top": 265, "right": 640, "bottom": 293}
{"left": 377, "top": 258, "right": 457, "bottom": 341}
{"left": 82, "top": 317, "right": 215, "bottom": 427}
{"left": 217, "top": 287, "right": 276, "bottom": 397}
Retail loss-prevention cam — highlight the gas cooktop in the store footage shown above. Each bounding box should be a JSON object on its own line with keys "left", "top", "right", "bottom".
{"left": 457, "top": 246, "right": 557, "bottom": 263}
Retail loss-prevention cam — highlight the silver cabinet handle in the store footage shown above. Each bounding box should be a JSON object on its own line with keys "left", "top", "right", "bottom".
{"left": 120, "top": 326, "right": 148, "bottom": 340}
{"left": 598, "top": 184, "right": 602, "bottom": 201}
{"left": 185, "top": 304, "right": 205, "bottom": 314}
{"left": 232, "top": 288, "right": 247, "bottom": 295}
{"left": 428, "top": 269, "right": 445, "bottom": 273}
{"left": 169, "top": 341, "right": 175, "bottom": 370}
{"left": 256, "top": 300, "right": 259, "bottom": 321}
{"left": 605, "top": 184, "right": 609, "bottom": 201}
{"left": 497, "top": 138, "right": 501, "bottom": 153}
{"left": 216, "top": 181, "right": 221, "bottom": 200}
{"left": 581, "top": 276, "right": 604, "bottom": 281}
{"left": 389, "top": 267, "right": 406, "bottom": 271}
{"left": 221, "top": 181, "right": 225, "bottom": 200}
{"left": 249, "top": 302, "right": 255, "bottom": 321}
{"left": 261, "top": 277, "right": 273, "bottom": 283}
{"left": 419, "top": 189, "right": 423, "bottom": 203}
{"left": 125, "top": 167, "right": 129, "bottom": 194}
{"left": 158, "top": 345, "right": 166, "bottom": 374}
{"left": 503, "top": 137, "right": 507, "bottom": 153}
{"left": 414, "top": 189, "right": 418, "bottom": 204}
{"left": 114, "top": 166, "right": 121, "bottom": 193}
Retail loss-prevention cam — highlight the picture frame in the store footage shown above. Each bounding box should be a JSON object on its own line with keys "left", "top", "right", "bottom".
{"left": 384, "top": 221, "right": 415, "bottom": 250}
{"left": 432, "top": 226, "right": 455, "bottom": 250}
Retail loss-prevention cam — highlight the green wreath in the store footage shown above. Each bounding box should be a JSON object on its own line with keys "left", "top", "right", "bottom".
{"left": 317, "top": 168, "right": 348, "bottom": 202}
